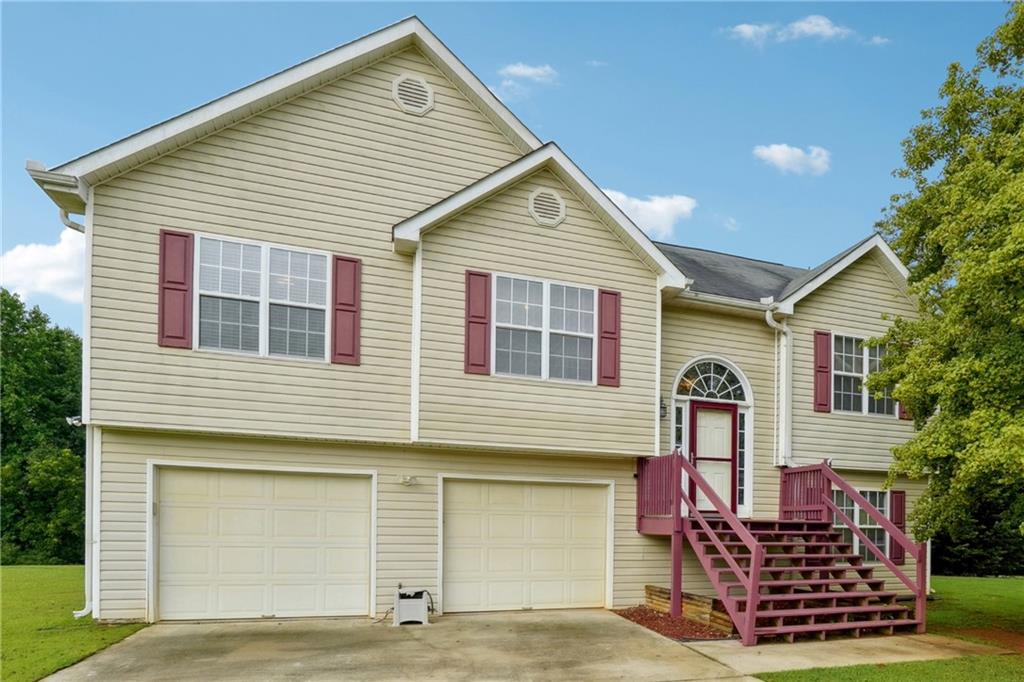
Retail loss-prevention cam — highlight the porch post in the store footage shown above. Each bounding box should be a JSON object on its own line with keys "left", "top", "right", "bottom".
{"left": 670, "top": 451, "right": 683, "bottom": 618}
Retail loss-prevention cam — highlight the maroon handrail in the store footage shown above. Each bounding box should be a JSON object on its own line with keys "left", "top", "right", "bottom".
{"left": 780, "top": 460, "right": 927, "bottom": 631}
{"left": 675, "top": 449, "right": 763, "bottom": 646}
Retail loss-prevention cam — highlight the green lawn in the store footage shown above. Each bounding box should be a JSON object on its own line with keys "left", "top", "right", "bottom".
{"left": 1, "top": 565, "right": 145, "bottom": 682}
{"left": 758, "top": 575, "right": 1024, "bottom": 682}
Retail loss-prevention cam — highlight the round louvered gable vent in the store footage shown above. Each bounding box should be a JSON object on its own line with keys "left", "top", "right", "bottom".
{"left": 528, "top": 188, "right": 566, "bottom": 226}
{"left": 392, "top": 74, "right": 434, "bottom": 115}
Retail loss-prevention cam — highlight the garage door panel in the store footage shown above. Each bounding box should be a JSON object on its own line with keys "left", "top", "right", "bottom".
{"left": 158, "top": 468, "right": 371, "bottom": 620}
{"left": 219, "top": 473, "right": 267, "bottom": 500}
{"left": 488, "top": 514, "right": 526, "bottom": 539}
{"left": 325, "top": 583, "right": 368, "bottom": 612}
{"left": 161, "top": 507, "right": 210, "bottom": 536}
{"left": 218, "top": 546, "right": 265, "bottom": 575}
{"left": 325, "top": 510, "right": 370, "bottom": 538}
{"left": 443, "top": 480, "right": 607, "bottom": 613}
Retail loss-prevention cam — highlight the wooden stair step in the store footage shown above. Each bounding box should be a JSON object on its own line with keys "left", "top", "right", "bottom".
{"left": 730, "top": 590, "right": 899, "bottom": 605}
{"left": 713, "top": 566, "right": 874, "bottom": 580}
{"left": 755, "top": 618, "right": 919, "bottom": 636}
{"left": 755, "top": 604, "right": 909, "bottom": 618}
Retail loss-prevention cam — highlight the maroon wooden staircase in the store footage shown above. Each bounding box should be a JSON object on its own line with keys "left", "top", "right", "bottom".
{"left": 636, "top": 452, "right": 927, "bottom": 645}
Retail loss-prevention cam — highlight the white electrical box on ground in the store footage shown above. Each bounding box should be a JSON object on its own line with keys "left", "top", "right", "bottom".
{"left": 392, "top": 587, "right": 430, "bottom": 626}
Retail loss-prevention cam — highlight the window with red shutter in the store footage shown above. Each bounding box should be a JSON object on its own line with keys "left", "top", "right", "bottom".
{"left": 158, "top": 230, "right": 194, "bottom": 348}
{"left": 813, "top": 330, "right": 832, "bottom": 412}
{"left": 597, "top": 289, "right": 621, "bottom": 387}
{"left": 464, "top": 270, "right": 491, "bottom": 374}
{"left": 331, "top": 256, "right": 361, "bottom": 365}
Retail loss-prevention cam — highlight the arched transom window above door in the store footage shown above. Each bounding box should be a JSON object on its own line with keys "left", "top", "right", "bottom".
{"left": 677, "top": 361, "right": 746, "bottom": 402}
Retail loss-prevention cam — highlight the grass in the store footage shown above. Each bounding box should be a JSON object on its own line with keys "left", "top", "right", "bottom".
{"left": 1, "top": 565, "right": 145, "bottom": 682}
{"left": 757, "top": 575, "right": 1024, "bottom": 682}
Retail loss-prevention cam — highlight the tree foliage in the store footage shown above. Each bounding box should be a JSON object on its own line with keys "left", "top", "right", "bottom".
{"left": 1, "top": 288, "right": 85, "bottom": 564}
{"left": 871, "top": 3, "right": 1024, "bottom": 572}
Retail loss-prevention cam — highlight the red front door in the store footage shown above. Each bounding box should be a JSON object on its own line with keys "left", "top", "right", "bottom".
{"left": 688, "top": 401, "right": 738, "bottom": 513}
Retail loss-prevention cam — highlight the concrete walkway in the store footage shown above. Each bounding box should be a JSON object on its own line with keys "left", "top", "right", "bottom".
{"left": 47, "top": 610, "right": 756, "bottom": 682}
{"left": 686, "top": 632, "right": 1006, "bottom": 675}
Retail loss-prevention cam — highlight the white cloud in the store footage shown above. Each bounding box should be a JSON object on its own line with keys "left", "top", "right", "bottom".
{"left": 498, "top": 63, "right": 558, "bottom": 84}
{"left": 778, "top": 15, "right": 853, "bottom": 41}
{"left": 753, "top": 143, "right": 832, "bottom": 175}
{"left": 868, "top": 35, "right": 891, "bottom": 46}
{"left": 723, "top": 216, "right": 740, "bottom": 232}
{"left": 728, "top": 15, "right": 858, "bottom": 46}
{"left": 489, "top": 79, "right": 529, "bottom": 102}
{"left": 0, "top": 229, "right": 85, "bottom": 303}
{"left": 602, "top": 189, "right": 698, "bottom": 240}
{"left": 729, "top": 22, "right": 776, "bottom": 46}
{"left": 585, "top": 59, "right": 609, "bottom": 68}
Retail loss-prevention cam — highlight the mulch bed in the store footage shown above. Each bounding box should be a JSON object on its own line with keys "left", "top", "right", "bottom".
{"left": 614, "top": 605, "right": 732, "bottom": 641}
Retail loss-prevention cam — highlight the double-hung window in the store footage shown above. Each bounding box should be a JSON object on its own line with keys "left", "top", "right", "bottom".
{"left": 832, "top": 334, "right": 896, "bottom": 416}
{"left": 832, "top": 489, "right": 889, "bottom": 562}
{"left": 493, "top": 275, "right": 595, "bottom": 382}
{"left": 197, "top": 234, "right": 329, "bottom": 361}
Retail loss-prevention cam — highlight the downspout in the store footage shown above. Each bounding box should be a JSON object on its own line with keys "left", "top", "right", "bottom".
{"left": 762, "top": 299, "right": 792, "bottom": 467}
{"left": 60, "top": 209, "right": 85, "bottom": 233}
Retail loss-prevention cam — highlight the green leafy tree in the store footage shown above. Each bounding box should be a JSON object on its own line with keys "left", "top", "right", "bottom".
{"left": 871, "top": 3, "right": 1024, "bottom": 574}
{"left": 1, "top": 288, "right": 85, "bottom": 564}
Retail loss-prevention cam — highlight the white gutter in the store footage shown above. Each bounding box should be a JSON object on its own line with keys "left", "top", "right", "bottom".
{"left": 762, "top": 298, "right": 792, "bottom": 467}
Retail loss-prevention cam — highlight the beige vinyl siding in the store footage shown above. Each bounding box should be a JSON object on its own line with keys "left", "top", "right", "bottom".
{"left": 789, "top": 251, "right": 918, "bottom": 469}
{"left": 88, "top": 47, "right": 522, "bottom": 441}
{"left": 96, "top": 428, "right": 670, "bottom": 620}
{"left": 416, "top": 169, "right": 660, "bottom": 455}
{"left": 660, "top": 305, "right": 779, "bottom": 518}
{"left": 833, "top": 469, "right": 927, "bottom": 595}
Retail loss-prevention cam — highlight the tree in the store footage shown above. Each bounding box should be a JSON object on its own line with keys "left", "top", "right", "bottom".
{"left": 871, "top": 3, "right": 1024, "bottom": 573}
{"left": 1, "top": 288, "right": 85, "bottom": 564}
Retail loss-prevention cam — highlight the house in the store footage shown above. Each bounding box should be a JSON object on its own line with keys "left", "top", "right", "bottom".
{"left": 27, "top": 17, "right": 928, "bottom": 645}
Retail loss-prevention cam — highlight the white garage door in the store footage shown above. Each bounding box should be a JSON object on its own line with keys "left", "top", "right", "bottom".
{"left": 442, "top": 479, "right": 608, "bottom": 612}
{"left": 157, "top": 467, "right": 371, "bottom": 620}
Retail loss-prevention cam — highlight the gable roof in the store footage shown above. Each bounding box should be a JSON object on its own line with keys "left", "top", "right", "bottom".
{"left": 27, "top": 16, "right": 541, "bottom": 210}
{"left": 655, "top": 242, "right": 806, "bottom": 302}
{"left": 656, "top": 233, "right": 908, "bottom": 312}
{"left": 392, "top": 143, "right": 690, "bottom": 289}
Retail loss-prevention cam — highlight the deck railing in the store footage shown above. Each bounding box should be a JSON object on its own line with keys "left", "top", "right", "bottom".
{"left": 780, "top": 460, "right": 928, "bottom": 631}
{"left": 675, "top": 449, "right": 764, "bottom": 646}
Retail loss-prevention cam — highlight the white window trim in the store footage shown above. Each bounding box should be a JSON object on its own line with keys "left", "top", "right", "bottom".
{"left": 192, "top": 232, "right": 332, "bottom": 363}
{"left": 489, "top": 272, "right": 598, "bottom": 386}
{"left": 830, "top": 331, "right": 899, "bottom": 418}
{"left": 832, "top": 487, "right": 890, "bottom": 564}
{"left": 669, "top": 356, "right": 756, "bottom": 519}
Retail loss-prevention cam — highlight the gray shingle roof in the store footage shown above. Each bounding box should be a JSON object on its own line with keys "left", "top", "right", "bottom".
{"left": 654, "top": 235, "right": 876, "bottom": 303}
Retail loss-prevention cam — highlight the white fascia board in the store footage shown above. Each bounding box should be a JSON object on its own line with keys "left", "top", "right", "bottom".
{"left": 25, "top": 164, "right": 88, "bottom": 213}
{"left": 44, "top": 17, "right": 540, "bottom": 188}
{"left": 776, "top": 234, "right": 909, "bottom": 315}
{"left": 393, "top": 144, "right": 689, "bottom": 289}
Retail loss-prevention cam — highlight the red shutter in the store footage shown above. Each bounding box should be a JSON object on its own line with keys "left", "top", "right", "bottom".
{"left": 890, "top": 490, "right": 907, "bottom": 564}
{"left": 813, "top": 330, "right": 832, "bottom": 412}
{"left": 158, "top": 229, "right": 193, "bottom": 348}
{"left": 464, "top": 271, "right": 491, "bottom": 374}
{"left": 898, "top": 403, "right": 912, "bottom": 420}
{"left": 331, "top": 256, "right": 361, "bottom": 365}
{"left": 597, "top": 290, "right": 621, "bottom": 387}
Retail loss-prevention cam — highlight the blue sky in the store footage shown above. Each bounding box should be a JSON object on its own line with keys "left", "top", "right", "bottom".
{"left": 2, "top": 2, "right": 1008, "bottom": 332}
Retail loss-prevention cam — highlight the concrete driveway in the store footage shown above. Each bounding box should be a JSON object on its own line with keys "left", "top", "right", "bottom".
{"left": 47, "top": 610, "right": 756, "bottom": 682}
